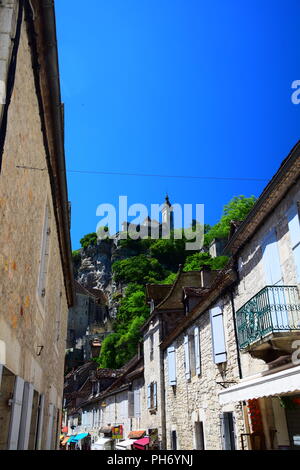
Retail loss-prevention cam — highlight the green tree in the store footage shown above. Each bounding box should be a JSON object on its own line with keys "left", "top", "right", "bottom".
{"left": 204, "top": 195, "right": 256, "bottom": 246}
{"left": 112, "top": 254, "right": 166, "bottom": 285}
{"left": 80, "top": 232, "right": 98, "bottom": 249}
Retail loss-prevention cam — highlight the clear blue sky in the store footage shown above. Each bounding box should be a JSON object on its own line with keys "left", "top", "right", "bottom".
{"left": 55, "top": 0, "right": 300, "bottom": 250}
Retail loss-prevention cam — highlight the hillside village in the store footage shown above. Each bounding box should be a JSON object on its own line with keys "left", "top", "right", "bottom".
{"left": 0, "top": 0, "right": 300, "bottom": 454}
{"left": 62, "top": 151, "right": 300, "bottom": 450}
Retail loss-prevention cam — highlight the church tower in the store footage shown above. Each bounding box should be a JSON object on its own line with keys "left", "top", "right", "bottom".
{"left": 161, "top": 194, "right": 174, "bottom": 232}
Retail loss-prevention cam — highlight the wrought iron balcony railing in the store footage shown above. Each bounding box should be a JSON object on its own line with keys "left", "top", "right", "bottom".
{"left": 236, "top": 286, "right": 300, "bottom": 349}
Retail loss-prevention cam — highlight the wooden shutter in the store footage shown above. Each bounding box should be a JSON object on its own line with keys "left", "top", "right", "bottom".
{"left": 8, "top": 376, "right": 24, "bottom": 450}
{"left": 210, "top": 305, "right": 227, "bottom": 364}
{"left": 153, "top": 382, "right": 157, "bottom": 409}
{"left": 184, "top": 335, "right": 191, "bottom": 380}
{"left": 194, "top": 327, "right": 201, "bottom": 375}
{"left": 35, "top": 394, "right": 45, "bottom": 450}
{"left": 134, "top": 389, "right": 141, "bottom": 417}
{"left": 18, "top": 382, "right": 34, "bottom": 449}
{"left": 45, "top": 403, "right": 55, "bottom": 450}
{"left": 287, "top": 204, "right": 300, "bottom": 282}
{"left": 167, "top": 346, "right": 177, "bottom": 386}
{"left": 261, "top": 229, "right": 282, "bottom": 285}
{"left": 147, "top": 384, "right": 151, "bottom": 409}
{"left": 128, "top": 391, "right": 134, "bottom": 417}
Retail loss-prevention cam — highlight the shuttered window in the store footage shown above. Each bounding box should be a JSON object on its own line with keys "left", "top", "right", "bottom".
{"left": 184, "top": 335, "right": 191, "bottom": 380}
{"left": 210, "top": 305, "right": 227, "bottom": 364}
{"left": 153, "top": 382, "right": 157, "bottom": 409}
{"left": 18, "top": 382, "right": 34, "bottom": 450}
{"left": 147, "top": 384, "right": 151, "bottom": 409}
{"left": 287, "top": 203, "right": 300, "bottom": 282}
{"left": 167, "top": 346, "right": 177, "bottom": 386}
{"left": 8, "top": 376, "right": 24, "bottom": 450}
{"left": 261, "top": 229, "right": 282, "bottom": 285}
{"left": 134, "top": 389, "right": 141, "bottom": 417}
{"left": 194, "top": 327, "right": 201, "bottom": 376}
{"left": 128, "top": 391, "right": 134, "bottom": 418}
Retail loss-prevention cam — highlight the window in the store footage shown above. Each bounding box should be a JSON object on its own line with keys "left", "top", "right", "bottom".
{"left": 37, "top": 203, "right": 51, "bottom": 301}
{"left": 150, "top": 333, "right": 154, "bottom": 360}
{"left": 287, "top": 203, "right": 300, "bottom": 282}
{"left": 167, "top": 346, "right": 176, "bottom": 386}
{"left": 210, "top": 305, "right": 227, "bottom": 364}
{"left": 128, "top": 389, "right": 141, "bottom": 418}
{"left": 184, "top": 328, "right": 201, "bottom": 380}
{"left": 261, "top": 228, "right": 282, "bottom": 286}
{"left": 147, "top": 382, "right": 157, "bottom": 411}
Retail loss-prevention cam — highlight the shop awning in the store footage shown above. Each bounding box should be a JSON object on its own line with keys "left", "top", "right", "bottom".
{"left": 115, "top": 439, "right": 136, "bottom": 450}
{"left": 73, "top": 433, "right": 89, "bottom": 442}
{"left": 91, "top": 437, "right": 112, "bottom": 450}
{"left": 132, "top": 437, "right": 150, "bottom": 450}
{"left": 61, "top": 436, "right": 70, "bottom": 446}
{"left": 219, "top": 364, "right": 300, "bottom": 405}
{"left": 128, "top": 430, "right": 146, "bottom": 440}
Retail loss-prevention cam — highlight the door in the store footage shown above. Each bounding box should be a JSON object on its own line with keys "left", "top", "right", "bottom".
{"left": 220, "top": 412, "right": 236, "bottom": 450}
{"left": 284, "top": 395, "right": 300, "bottom": 449}
{"left": 194, "top": 421, "right": 205, "bottom": 450}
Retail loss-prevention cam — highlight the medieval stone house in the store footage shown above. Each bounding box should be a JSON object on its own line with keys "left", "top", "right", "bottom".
{"left": 219, "top": 141, "right": 300, "bottom": 450}
{"left": 0, "top": 0, "right": 73, "bottom": 450}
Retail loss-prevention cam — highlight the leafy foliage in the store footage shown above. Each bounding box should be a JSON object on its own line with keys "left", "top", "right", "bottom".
{"left": 72, "top": 249, "right": 81, "bottom": 265}
{"left": 80, "top": 232, "right": 98, "bottom": 249}
{"left": 112, "top": 254, "right": 166, "bottom": 285}
{"left": 183, "top": 252, "right": 229, "bottom": 271}
{"left": 98, "top": 284, "right": 149, "bottom": 368}
{"left": 204, "top": 195, "right": 256, "bottom": 246}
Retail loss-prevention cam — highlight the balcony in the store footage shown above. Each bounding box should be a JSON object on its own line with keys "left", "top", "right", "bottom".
{"left": 236, "top": 286, "right": 300, "bottom": 361}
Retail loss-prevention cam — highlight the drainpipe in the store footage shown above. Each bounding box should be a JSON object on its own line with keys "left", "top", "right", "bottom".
{"left": 230, "top": 288, "right": 243, "bottom": 380}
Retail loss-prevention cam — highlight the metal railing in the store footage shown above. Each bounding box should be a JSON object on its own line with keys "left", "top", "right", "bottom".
{"left": 236, "top": 286, "right": 300, "bottom": 349}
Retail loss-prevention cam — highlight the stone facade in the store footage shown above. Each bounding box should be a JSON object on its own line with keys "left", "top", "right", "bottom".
{"left": 0, "top": 1, "right": 73, "bottom": 450}
{"left": 219, "top": 145, "right": 300, "bottom": 450}
{"left": 162, "top": 292, "right": 246, "bottom": 450}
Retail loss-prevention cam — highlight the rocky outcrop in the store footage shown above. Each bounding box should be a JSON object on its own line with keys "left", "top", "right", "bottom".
{"left": 74, "top": 237, "right": 142, "bottom": 319}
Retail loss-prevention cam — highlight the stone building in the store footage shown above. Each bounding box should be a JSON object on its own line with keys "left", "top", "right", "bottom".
{"left": 219, "top": 141, "right": 300, "bottom": 450}
{"left": 141, "top": 269, "right": 218, "bottom": 449}
{"left": 0, "top": 0, "right": 73, "bottom": 450}
{"left": 65, "top": 355, "right": 145, "bottom": 449}
{"left": 161, "top": 267, "right": 247, "bottom": 450}
{"left": 66, "top": 281, "right": 111, "bottom": 372}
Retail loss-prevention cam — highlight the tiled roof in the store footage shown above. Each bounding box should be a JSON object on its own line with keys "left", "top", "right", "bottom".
{"left": 156, "top": 270, "right": 204, "bottom": 311}
{"left": 145, "top": 284, "right": 172, "bottom": 303}
{"left": 182, "top": 287, "right": 210, "bottom": 298}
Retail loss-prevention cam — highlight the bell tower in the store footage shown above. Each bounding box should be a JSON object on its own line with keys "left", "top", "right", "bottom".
{"left": 161, "top": 194, "right": 174, "bottom": 231}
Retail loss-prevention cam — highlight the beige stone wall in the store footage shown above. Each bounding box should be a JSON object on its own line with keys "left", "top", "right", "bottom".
{"left": 0, "top": 17, "right": 69, "bottom": 448}
{"left": 235, "top": 183, "right": 300, "bottom": 377}
{"left": 163, "top": 296, "right": 246, "bottom": 450}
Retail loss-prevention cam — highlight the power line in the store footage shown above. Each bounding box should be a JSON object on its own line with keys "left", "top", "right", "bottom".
{"left": 16, "top": 165, "right": 269, "bottom": 182}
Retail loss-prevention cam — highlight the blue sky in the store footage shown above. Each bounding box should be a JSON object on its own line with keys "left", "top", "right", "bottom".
{"left": 55, "top": 0, "right": 300, "bottom": 250}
